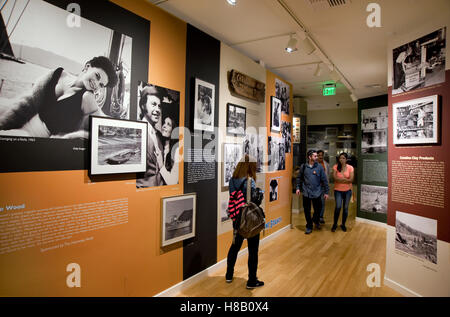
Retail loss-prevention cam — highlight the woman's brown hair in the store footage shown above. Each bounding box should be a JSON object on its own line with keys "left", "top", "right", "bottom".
{"left": 232, "top": 154, "right": 257, "bottom": 180}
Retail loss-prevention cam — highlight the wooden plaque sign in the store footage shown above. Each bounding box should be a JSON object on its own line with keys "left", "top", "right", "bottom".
{"left": 228, "top": 69, "right": 265, "bottom": 103}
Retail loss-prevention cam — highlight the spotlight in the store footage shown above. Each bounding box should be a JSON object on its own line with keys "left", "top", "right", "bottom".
{"left": 300, "top": 36, "right": 315, "bottom": 55}
{"left": 227, "top": 0, "right": 237, "bottom": 6}
{"left": 350, "top": 93, "right": 358, "bottom": 102}
{"left": 329, "top": 68, "right": 340, "bottom": 82}
{"left": 285, "top": 35, "right": 298, "bottom": 53}
{"left": 314, "top": 63, "right": 323, "bottom": 77}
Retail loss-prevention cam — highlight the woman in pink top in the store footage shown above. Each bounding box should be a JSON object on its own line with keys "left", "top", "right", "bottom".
{"left": 332, "top": 152, "right": 354, "bottom": 232}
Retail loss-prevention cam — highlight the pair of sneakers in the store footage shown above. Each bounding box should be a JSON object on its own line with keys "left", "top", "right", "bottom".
{"left": 226, "top": 273, "right": 264, "bottom": 289}
{"left": 331, "top": 224, "right": 347, "bottom": 232}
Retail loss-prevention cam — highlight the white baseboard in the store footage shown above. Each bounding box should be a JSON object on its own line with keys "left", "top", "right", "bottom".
{"left": 356, "top": 216, "right": 387, "bottom": 229}
{"left": 384, "top": 276, "right": 422, "bottom": 297}
{"left": 154, "top": 225, "right": 291, "bottom": 297}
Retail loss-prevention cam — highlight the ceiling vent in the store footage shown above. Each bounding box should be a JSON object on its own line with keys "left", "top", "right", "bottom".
{"left": 305, "top": 0, "right": 351, "bottom": 10}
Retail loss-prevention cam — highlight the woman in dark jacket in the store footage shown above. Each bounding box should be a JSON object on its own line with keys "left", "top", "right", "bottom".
{"left": 226, "top": 155, "right": 264, "bottom": 289}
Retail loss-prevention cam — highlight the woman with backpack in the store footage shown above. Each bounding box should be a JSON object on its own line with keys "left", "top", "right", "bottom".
{"left": 226, "top": 155, "right": 264, "bottom": 289}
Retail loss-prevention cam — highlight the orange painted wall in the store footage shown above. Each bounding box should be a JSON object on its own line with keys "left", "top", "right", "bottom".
{"left": 0, "top": 0, "right": 186, "bottom": 297}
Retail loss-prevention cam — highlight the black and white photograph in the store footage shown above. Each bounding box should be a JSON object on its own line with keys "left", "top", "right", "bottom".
{"left": 90, "top": 116, "right": 147, "bottom": 175}
{"left": 270, "top": 96, "right": 281, "bottom": 133}
{"left": 223, "top": 143, "right": 243, "bottom": 187}
{"left": 161, "top": 194, "right": 196, "bottom": 247}
{"left": 243, "top": 132, "right": 257, "bottom": 163}
{"left": 361, "top": 106, "right": 388, "bottom": 154}
{"left": 275, "top": 78, "right": 290, "bottom": 115}
{"left": 269, "top": 178, "right": 278, "bottom": 202}
{"left": 0, "top": 0, "right": 150, "bottom": 173}
{"left": 257, "top": 134, "right": 265, "bottom": 173}
{"left": 136, "top": 81, "right": 180, "bottom": 188}
{"left": 392, "top": 27, "right": 446, "bottom": 95}
{"left": 278, "top": 140, "right": 286, "bottom": 170}
{"left": 282, "top": 121, "right": 291, "bottom": 153}
{"left": 194, "top": 78, "right": 215, "bottom": 132}
{"left": 226, "top": 103, "right": 246, "bottom": 136}
{"left": 360, "top": 184, "right": 387, "bottom": 214}
{"left": 393, "top": 95, "right": 439, "bottom": 145}
{"left": 268, "top": 136, "right": 278, "bottom": 172}
{"left": 395, "top": 211, "right": 437, "bottom": 265}
{"left": 220, "top": 198, "right": 229, "bottom": 223}
{"left": 0, "top": 0, "right": 133, "bottom": 139}
{"left": 243, "top": 132, "right": 264, "bottom": 172}
{"left": 268, "top": 136, "right": 285, "bottom": 172}
{"left": 307, "top": 130, "right": 325, "bottom": 145}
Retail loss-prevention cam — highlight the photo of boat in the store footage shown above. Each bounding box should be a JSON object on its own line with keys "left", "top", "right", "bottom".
{"left": 105, "top": 148, "right": 140, "bottom": 165}
{"left": 165, "top": 208, "right": 193, "bottom": 240}
{"left": 162, "top": 194, "right": 196, "bottom": 247}
{"left": 97, "top": 125, "right": 142, "bottom": 166}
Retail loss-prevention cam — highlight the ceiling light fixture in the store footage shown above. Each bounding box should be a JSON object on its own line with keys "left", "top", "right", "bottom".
{"left": 227, "top": 0, "right": 237, "bottom": 6}
{"left": 285, "top": 35, "right": 298, "bottom": 53}
{"left": 329, "top": 66, "right": 340, "bottom": 82}
{"left": 314, "top": 63, "right": 323, "bottom": 77}
{"left": 299, "top": 36, "right": 315, "bottom": 55}
{"left": 350, "top": 92, "right": 358, "bottom": 102}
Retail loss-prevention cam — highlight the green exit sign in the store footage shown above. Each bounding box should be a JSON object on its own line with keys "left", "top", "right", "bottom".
{"left": 323, "top": 85, "right": 336, "bottom": 96}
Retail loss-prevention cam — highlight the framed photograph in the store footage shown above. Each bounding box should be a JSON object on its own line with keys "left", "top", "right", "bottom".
{"left": 360, "top": 185, "right": 387, "bottom": 214}
{"left": 282, "top": 121, "right": 291, "bottom": 153}
{"left": 271, "top": 96, "right": 282, "bottom": 133}
{"left": 161, "top": 194, "right": 196, "bottom": 247}
{"left": 90, "top": 116, "right": 147, "bottom": 175}
{"left": 269, "top": 178, "right": 279, "bottom": 202}
{"left": 395, "top": 211, "right": 437, "bottom": 264}
{"left": 227, "top": 103, "right": 246, "bottom": 136}
{"left": 194, "top": 78, "right": 215, "bottom": 132}
{"left": 393, "top": 95, "right": 439, "bottom": 145}
{"left": 223, "top": 143, "right": 243, "bottom": 187}
{"left": 276, "top": 78, "right": 290, "bottom": 115}
{"left": 392, "top": 27, "right": 446, "bottom": 95}
{"left": 361, "top": 107, "right": 388, "bottom": 154}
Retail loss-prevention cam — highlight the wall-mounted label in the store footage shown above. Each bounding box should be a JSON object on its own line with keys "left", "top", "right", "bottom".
{"left": 265, "top": 217, "right": 282, "bottom": 229}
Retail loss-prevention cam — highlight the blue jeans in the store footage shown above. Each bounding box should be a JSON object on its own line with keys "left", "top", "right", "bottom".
{"left": 334, "top": 190, "right": 352, "bottom": 226}
{"left": 320, "top": 193, "right": 326, "bottom": 219}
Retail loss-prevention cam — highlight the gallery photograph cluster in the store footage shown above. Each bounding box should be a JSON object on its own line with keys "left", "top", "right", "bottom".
{"left": 381, "top": 25, "right": 449, "bottom": 295}
{"left": 0, "top": 0, "right": 297, "bottom": 296}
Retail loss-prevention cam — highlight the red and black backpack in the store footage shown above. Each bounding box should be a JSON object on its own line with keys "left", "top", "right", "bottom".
{"left": 227, "top": 181, "right": 246, "bottom": 221}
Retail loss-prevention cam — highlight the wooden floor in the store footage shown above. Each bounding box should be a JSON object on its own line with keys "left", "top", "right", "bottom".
{"left": 175, "top": 196, "right": 402, "bottom": 297}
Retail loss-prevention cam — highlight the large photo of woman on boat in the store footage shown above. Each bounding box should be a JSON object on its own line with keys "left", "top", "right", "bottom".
{"left": 0, "top": 0, "right": 149, "bottom": 173}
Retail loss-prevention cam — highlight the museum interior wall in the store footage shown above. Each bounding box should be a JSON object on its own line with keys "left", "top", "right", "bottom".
{"left": 384, "top": 17, "right": 450, "bottom": 296}
{"left": 0, "top": 0, "right": 293, "bottom": 296}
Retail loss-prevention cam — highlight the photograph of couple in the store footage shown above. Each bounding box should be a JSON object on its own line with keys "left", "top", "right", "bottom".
{"left": 136, "top": 81, "right": 180, "bottom": 188}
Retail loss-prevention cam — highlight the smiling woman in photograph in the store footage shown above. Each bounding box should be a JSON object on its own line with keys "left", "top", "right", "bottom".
{"left": 0, "top": 56, "right": 118, "bottom": 138}
{"left": 155, "top": 112, "right": 180, "bottom": 186}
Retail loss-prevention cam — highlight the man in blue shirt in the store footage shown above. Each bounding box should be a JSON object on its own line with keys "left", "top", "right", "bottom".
{"left": 296, "top": 150, "right": 329, "bottom": 234}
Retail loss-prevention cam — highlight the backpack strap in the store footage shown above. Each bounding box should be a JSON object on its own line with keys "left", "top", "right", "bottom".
{"left": 246, "top": 177, "right": 251, "bottom": 203}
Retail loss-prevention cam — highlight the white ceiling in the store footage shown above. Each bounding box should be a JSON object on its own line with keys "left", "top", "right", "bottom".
{"left": 147, "top": 0, "right": 450, "bottom": 110}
